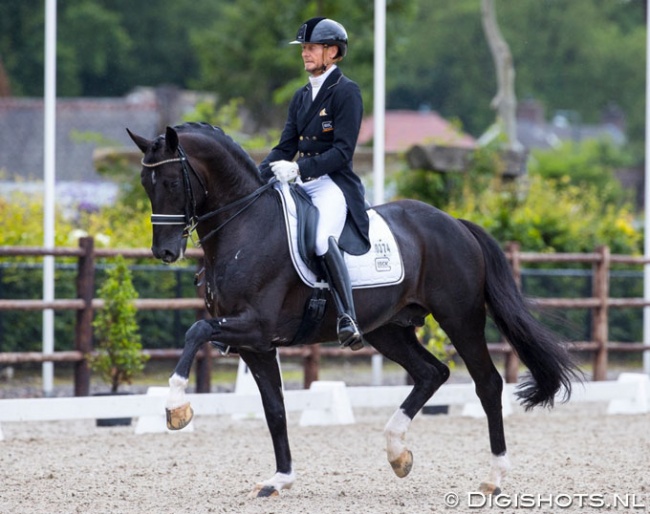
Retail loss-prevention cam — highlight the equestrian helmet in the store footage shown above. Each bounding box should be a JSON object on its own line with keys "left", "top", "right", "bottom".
{"left": 290, "top": 17, "right": 348, "bottom": 58}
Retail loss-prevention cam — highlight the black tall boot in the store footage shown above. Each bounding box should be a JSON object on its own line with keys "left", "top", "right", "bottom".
{"left": 320, "top": 237, "right": 364, "bottom": 351}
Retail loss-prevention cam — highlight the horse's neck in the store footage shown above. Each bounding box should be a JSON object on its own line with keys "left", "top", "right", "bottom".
{"left": 199, "top": 190, "right": 281, "bottom": 256}
{"left": 203, "top": 154, "right": 263, "bottom": 209}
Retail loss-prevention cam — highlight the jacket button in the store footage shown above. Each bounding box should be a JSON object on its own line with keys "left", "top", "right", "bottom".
{"left": 300, "top": 152, "right": 304, "bottom": 157}
{"left": 312, "top": 136, "right": 317, "bottom": 140}
{"left": 299, "top": 136, "right": 304, "bottom": 140}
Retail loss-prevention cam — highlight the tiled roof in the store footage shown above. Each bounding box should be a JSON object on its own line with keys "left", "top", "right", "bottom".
{"left": 358, "top": 109, "right": 476, "bottom": 153}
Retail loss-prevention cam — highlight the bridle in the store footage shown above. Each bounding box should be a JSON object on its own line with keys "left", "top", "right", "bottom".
{"left": 141, "top": 144, "right": 206, "bottom": 235}
{"left": 142, "top": 143, "right": 277, "bottom": 246}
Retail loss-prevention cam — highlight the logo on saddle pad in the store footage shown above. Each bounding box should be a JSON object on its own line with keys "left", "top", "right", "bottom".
{"left": 275, "top": 184, "right": 404, "bottom": 289}
{"left": 373, "top": 241, "right": 393, "bottom": 272}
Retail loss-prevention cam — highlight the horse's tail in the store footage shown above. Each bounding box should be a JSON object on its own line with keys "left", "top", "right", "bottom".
{"left": 459, "top": 219, "right": 580, "bottom": 410}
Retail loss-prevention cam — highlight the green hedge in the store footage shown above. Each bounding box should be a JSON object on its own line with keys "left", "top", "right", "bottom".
{"left": 0, "top": 262, "right": 199, "bottom": 353}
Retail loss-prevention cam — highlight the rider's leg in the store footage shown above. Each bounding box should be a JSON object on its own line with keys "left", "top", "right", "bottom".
{"left": 320, "top": 236, "right": 364, "bottom": 350}
{"left": 298, "top": 176, "right": 363, "bottom": 350}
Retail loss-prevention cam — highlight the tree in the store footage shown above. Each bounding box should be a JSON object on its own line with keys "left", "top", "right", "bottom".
{"left": 0, "top": 0, "right": 220, "bottom": 97}
{"left": 480, "top": 0, "right": 521, "bottom": 151}
{"left": 0, "top": 0, "right": 645, "bottom": 151}
{"left": 0, "top": 55, "right": 11, "bottom": 96}
{"left": 189, "top": 0, "right": 416, "bottom": 127}
{"left": 387, "top": 0, "right": 645, "bottom": 150}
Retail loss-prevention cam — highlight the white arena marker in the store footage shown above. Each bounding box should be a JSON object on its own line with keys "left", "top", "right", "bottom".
{"left": 607, "top": 373, "right": 650, "bottom": 415}
{"left": 461, "top": 381, "right": 513, "bottom": 419}
{"left": 299, "top": 381, "right": 355, "bottom": 426}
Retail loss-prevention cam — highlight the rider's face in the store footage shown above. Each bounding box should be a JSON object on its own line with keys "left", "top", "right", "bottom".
{"left": 301, "top": 43, "right": 338, "bottom": 76}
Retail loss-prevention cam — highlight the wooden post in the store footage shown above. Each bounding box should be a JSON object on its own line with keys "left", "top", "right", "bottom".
{"left": 592, "top": 245, "right": 610, "bottom": 380}
{"left": 303, "top": 345, "right": 320, "bottom": 389}
{"left": 194, "top": 258, "right": 211, "bottom": 393}
{"left": 74, "top": 237, "right": 94, "bottom": 396}
{"left": 504, "top": 242, "right": 521, "bottom": 383}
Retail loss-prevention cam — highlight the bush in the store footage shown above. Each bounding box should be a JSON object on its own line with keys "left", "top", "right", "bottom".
{"left": 89, "top": 256, "right": 148, "bottom": 392}
{"left": 447, "top": 174, "right": 641, "bottom": 254}
{"left": 392, "top": 140, "right": 641, "bottom": 254}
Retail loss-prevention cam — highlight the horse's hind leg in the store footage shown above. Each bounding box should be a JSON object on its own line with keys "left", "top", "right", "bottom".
{"left": 440, "top": 313, "right": 511, "bottom": 495}
{"left": 365, "top": 324, "right": 450, "bottom": 478}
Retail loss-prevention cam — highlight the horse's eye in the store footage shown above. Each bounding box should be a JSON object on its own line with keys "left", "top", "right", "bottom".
{"left": 165, "top": 179, "right": 181, "bottom": 189}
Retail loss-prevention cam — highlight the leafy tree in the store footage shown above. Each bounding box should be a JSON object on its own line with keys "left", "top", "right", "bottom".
{"left": 189, "top": 0, "right": 416, "bottom": 127}
{"left": 500, "top": 0, "right": 645, "bottom": 149}
{"left": 0, "top": 0, "right": 45, "bottom": 96}
{"left": 1, "top": 0, "right": 644, "bottom": 152}
{"left": 388, "top": 0, "right": 645, "bottom": 151}
{"left": 0, "top": 0, "right": 220, "bottom": 97}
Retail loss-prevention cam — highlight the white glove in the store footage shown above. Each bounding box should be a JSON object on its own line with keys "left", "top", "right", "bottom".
{"left": 270, "top": 160, "right": 299, "bottom": 183}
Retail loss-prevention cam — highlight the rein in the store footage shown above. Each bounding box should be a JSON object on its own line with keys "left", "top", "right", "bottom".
{"left": 142, "top": 144, "right": 277, "bottom": 246}
{"left": 195, "top": 178, "right": 278, "bottom": 245}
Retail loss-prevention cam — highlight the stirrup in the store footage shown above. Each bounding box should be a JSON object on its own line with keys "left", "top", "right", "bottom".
{"left": 337, "top": 314, "right": 364, "bottom": 351}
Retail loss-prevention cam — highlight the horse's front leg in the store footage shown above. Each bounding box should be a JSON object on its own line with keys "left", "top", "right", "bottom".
{"left": 166, "top": 312, "right": 269, "bottom": 430}
{"left": 165, "top": 319, "right": 215, "bottom": 429}
{"left": 238, "top": 348, "right": 295, "bottom": 498}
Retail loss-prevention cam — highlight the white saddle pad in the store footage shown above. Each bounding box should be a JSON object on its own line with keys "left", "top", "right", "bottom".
{"left": 275, "top": 183, "right": 404, "bottom": 289}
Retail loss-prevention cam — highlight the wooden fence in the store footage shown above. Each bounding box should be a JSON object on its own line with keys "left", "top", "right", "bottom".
{"left": 1, "top": 238, "right": 650, "bottom": 396}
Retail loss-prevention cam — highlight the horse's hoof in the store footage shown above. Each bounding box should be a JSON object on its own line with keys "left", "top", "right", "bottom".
{"left": 166, "top": 402, "right": 193, "bottom": 430}
{"left": 479, "top": 482, "right": 501, "bottom": 496}
{"left": 248, "top": 485, "right": 279, "bottom": 498}
{"left": 389, "top": 449, "right": 413, "bottom": 478}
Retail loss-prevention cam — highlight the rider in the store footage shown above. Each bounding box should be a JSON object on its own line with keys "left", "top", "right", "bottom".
{"left": 259, "top": 17, "right": 370, "bottom": 350}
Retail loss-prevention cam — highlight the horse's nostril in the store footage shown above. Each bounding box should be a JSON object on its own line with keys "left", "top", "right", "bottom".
{"left": 152, "top": 246, "right": 177, "bottom": 263}
{"left": 161, "top": 249, "right": 178, "bottom": 264}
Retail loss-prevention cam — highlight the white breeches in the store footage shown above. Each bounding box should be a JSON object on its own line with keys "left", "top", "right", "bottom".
{"left": 297, "top": 175, "right": 347, "bottom": 256}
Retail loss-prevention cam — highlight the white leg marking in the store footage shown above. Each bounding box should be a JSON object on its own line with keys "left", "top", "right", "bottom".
{"left": 254, "top": 470, "right": 296, "bottom": 493}
{"left": 166, "top": 373, "right": 189, "bottom": 410}
{"left": 486, "top": 453, "right": 511, "bottom": 489}
{"left": 261, "top": 470, "right": 295, "bottom": 490}
{"left": 384, "top": 409, "right": 412, "bottom": 462}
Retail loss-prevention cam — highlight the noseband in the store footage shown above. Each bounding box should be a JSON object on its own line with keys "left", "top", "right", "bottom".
{"left": 142, "top": 143, "right": 277, "bottom": 246}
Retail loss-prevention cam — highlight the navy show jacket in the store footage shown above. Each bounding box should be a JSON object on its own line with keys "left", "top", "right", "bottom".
{"left": 260, "top": 67, "right": 370, "bottom": 255}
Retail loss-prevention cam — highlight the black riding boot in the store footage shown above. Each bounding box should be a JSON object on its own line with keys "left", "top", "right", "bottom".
{"left": 320, "top": 237, "right": 364, "bottom": 351}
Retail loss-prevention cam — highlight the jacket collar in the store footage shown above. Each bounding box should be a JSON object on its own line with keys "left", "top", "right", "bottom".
{"left": 299, "top": 67, "right": 343, "bottom": 132}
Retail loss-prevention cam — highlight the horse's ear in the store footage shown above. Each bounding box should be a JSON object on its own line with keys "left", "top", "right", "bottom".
{"left": 165, "top": 126, "right": 179, "bottom": 153}
{"left": 126, "top": 128, "right": 151, "bottom": 154}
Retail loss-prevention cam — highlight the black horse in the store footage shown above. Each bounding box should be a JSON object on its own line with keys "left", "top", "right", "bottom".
{"left": 127, "top": 122, "right": 577, "bottom": 498}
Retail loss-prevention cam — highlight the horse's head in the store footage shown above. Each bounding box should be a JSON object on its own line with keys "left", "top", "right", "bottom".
{"left": 127, "top": 126, "right": 203, "bottom": 263}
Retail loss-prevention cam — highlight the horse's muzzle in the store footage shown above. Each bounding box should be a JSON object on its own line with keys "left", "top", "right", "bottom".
{"left": 151, "top": 229, "right": 188, "bottom": 263}
{"left": 153, "top": 247, "right": 180, "bottom": 263}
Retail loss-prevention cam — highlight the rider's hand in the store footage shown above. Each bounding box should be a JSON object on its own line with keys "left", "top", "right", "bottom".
{"left": 270, "top": 160, "right": 299, "bottom": 183}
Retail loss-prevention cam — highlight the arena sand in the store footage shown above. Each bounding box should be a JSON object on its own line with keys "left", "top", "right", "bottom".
{"left": 0, "top": 401, "right": 648, "bottom": 514}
